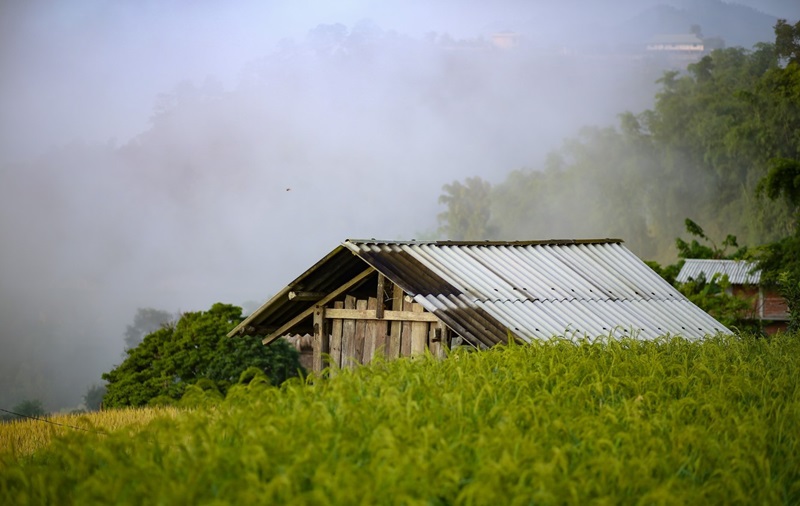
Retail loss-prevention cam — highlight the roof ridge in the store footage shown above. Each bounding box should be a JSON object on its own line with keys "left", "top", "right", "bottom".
{"left": 345, "top": 238, "right": 623, "bottom": 247}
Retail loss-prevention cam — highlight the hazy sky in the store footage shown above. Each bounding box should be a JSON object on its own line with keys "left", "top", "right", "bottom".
{"left": 1, "top": 0, "right": 662, "bottom": 162}
{"left": 1, "top": 0, "right": 797, "bottom": 411}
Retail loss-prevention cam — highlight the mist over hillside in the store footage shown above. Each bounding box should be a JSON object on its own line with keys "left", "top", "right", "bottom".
{"left": 1, "top": 0, "right": 797, "bottom": 411}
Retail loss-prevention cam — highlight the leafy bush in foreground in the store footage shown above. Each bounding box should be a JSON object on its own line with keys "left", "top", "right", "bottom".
{"left": 2, "top": 334, "right": 799, "bottom": 504}
{"left": 102, "top": 303, "right": 303, "bottom": 407}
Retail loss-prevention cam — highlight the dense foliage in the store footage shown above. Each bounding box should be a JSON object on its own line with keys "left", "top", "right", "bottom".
{"left": 2, "top": 335, "right": 798, "bottom": 504}
{"left": 101, "top": 303, "right": 303, "bottom": 408}
{"left": 439, "top": 23, "right": 800, "bottom": 265}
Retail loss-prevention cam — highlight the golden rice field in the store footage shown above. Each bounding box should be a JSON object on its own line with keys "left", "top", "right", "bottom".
{"left": 1, "top": 334, "right": 799, "bottom": 505}
{"left": 0, "top": 406, "right": 182, "bottom": 458}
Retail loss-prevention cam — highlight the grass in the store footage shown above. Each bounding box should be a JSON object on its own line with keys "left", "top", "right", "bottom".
{"left": 1, "top": 333, "right": 799, "bottom": 504}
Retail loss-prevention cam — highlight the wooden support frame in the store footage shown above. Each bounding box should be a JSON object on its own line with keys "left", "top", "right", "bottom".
{"left": 288, "top": 291, "right": 327, "bottom": 301}
{"left": 324, "top": 309, "right": 439, "bottom": 322}
{"left": 261, "top": 268, "right": 374, "bottom": 345}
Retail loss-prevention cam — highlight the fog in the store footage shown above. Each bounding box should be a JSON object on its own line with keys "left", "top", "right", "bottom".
{"left": 1, "top": 0, "right": 796, "bottom": 411}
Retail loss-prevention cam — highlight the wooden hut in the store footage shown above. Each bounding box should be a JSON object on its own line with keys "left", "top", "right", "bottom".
{"left": 229, "top": 239, "right": 730, "bottom": 373}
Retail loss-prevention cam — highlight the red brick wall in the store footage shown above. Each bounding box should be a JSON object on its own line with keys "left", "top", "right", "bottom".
{"left": 762, "top": 288, "right": 789, "bottom": 320}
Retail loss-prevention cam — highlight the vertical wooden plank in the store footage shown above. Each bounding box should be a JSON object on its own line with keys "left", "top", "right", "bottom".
{"left": 400, "top": 299, "right": 413, "bottom": 358}
{"left": 376, "top": 274, "right": 385, "bottom": 320}
{"left": 342, "top": 295, "right": 357, "bottom": 368}
{"left": 410, "top": 303, "right": 427, "bottom": 357}
{"left": 312, "top": 305, "right": 328, "bottom": 373}
{"left": 388, "top": 284, "right": 403, "bottom": 359}
{"left": 428, "top": 324, "right": 440, "bottom": 359}
{"left": 364, "top": 297, "right": 378, "bottom": 363}
{"left": 437, "top": 321, "right": 451, "bottom": 359}
{"left": 329, "top": 300, "right": 344, "bottom": 369}
{"left": 375, "top": 318, "right": 388, "bottom": 359}
{"left": 354, "top": 299, "right": 368, "bottom": 365}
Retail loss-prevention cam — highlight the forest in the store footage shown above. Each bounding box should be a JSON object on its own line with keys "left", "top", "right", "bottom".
{"left": 438, "top": 21, "right": 800, "bottom": 266}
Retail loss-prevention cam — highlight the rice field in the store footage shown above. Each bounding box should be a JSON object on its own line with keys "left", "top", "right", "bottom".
{"left": 0, "top": 406, "right": 182, "bottom": 458}
{"left": 1, "top": 334, "right": 799, "bottom": 504}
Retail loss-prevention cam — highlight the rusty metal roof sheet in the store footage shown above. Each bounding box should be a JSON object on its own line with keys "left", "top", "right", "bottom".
{"left": 343, "top": 239, "right": 729, "bottom": 342}
{"left": 676, "top": 259, "right": 760, "bottom": 285}
{"left": 229, "top": 239, "right": 730, "bottom": 344}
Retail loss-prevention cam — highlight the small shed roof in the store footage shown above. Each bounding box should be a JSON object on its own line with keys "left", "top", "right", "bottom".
{"left": 676, "top": 259, "right": 760, "bottom": 285}
{"left": 230, "top": 239, "right": 730, "bottom": 346}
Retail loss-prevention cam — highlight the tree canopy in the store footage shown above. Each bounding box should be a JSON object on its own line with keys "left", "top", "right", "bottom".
{"left": 102, "top": 303, "right": 302, "bottom": 408}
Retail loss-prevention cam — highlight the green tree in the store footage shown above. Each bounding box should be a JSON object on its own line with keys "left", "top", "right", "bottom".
{"left": 102, "top": 303, "right": 303, "bottom": 408}
{"left": 124, "top": 308, "right": 174, "bottom": 350}
{"left": 675, "top": 218, "right": 747, "bottom": 260}
{"left": 83, "top": 384, "right": 107, "bottom": 411}
{"left": 9, "top": 399, "right": 47, "bottom": 419}
{"left": 774, "top": 19, "right": 800, "bottom": 65}
{"left": 437, "top": 176, "right": 495, "bottom": 240}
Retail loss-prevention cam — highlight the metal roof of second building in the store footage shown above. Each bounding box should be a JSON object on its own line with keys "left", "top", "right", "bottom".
{"left": 229, "top": 239, "right": 731, "bottom": 346}
{"left": 676, "top": 259, "right": 760, "bottom": 285}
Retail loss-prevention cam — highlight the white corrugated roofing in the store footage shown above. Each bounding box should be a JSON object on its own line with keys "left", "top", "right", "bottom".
{"left": 676, "top": 259, "right": 760, "bottom": 285}
{"left": 344, "top": 240, "right": 730, "bottom": 342}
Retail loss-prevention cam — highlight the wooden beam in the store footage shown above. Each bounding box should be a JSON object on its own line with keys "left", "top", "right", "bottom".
{"left": 325, "top": 309, "right": 439, "bottom": 322}
{"left": 261, "top": 268, "right": 374, "bottom": 345}
{"left": 288, "top": 291, "right": 327, "bottom": 301}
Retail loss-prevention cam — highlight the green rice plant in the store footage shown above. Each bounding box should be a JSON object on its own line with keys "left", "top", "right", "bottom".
{"left": 1, "top": 333, "right": 798, "bottom": 505}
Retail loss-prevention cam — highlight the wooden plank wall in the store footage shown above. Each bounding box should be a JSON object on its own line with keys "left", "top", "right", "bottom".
{"left": 319, "top": 296, "right": 449, "bottom": 372}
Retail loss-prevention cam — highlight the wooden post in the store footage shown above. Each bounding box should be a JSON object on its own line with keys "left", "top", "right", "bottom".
{"left": 436, "top": 321, "right": 450, "bottom": 359}
{"left": 400, "top": 299, "right": 413, "bottom": 357}
{"left": 410, "top": 303, "right": 427, "bottom": 357}
{"left": 354, "top": 299, "right": 367, "bottom": 364}
{"left": 376, "top": 274, "right": 385, "bottom": 320}
{"left": 388, "top": 283, "right": 404, "bottom": 359}
{"left": 342, "top": 295, "right": 357, "bottom": 368}
{"left": 364, "top": 297, "right": 378, "bottom": 363}
{"left": 329, "top": 300, "right": 344, "bottom": 370}
{"left": 312, "top": 305, "right": 328, "bottom": 373}
{"left": 428, "top": 324, "right": 440, "bottom": 359}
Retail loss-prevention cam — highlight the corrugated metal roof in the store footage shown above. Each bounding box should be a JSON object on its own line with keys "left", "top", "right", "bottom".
{"left": 676, "top": 259, "right": 760, "bottom": 285}
{"left": 344, "top": 240, "right": 729, "bottom": 343}
{"left": 229, "top": 239, "right": 731, "bottom": 345}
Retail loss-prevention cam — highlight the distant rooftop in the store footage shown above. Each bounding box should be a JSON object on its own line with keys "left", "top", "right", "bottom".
{"left": 676, "top": 259, "right": 760, "bottom": 285}
{"left": 648, "top": 34, "right": 704, "bottom": 45}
